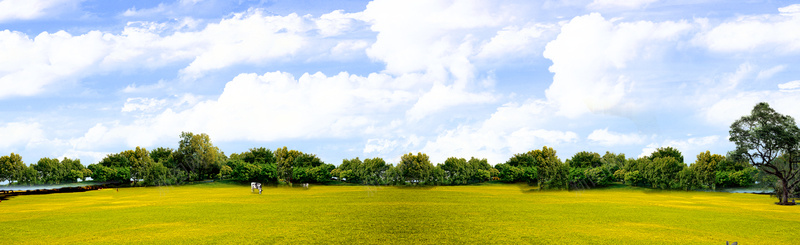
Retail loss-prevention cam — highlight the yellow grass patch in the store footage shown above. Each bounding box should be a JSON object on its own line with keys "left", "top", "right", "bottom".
{"left": 0, "top": 183, "right": 797, "bottom": 244}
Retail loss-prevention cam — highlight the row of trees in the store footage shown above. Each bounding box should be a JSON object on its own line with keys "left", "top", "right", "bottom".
{"left": 2, "top": 102, "right": 797, "bottom": 204}
{"left": 0, "top": 153, "right": 90, "bottom": 185}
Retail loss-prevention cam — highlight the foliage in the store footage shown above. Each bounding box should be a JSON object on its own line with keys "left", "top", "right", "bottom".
{"left": 0, "top": 153, "right": 25, "bottom": 184}
{"left": 729, "top": 102, "right": 800, "bottom": 204}
{"left": 692, "top": 151, "right": 725, "bottom": 190}
{"left": 624, "top": 170, "right": 645, "bottom": 187}
{"left": 174, "top": 132, "right": 222, "bottom": 181}
{"left": 648, "top": 146, "right": 684, "bottom": 164}
{"left": 396, "top": 152, "right": 433, "bottom": 184}
{"left": 274, "top": 146, "right": 303, "bottom": 183}
{"left": 567, "top": 151, "right": 602, "bottom": 168}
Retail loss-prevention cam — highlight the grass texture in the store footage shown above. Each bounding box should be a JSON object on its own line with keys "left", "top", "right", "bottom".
{"left": 0, "top": 183, "right": 797, "bottom": 244}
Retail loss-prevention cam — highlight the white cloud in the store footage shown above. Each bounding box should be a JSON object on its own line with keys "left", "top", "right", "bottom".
{"left": 588, "top": 0, "right": 658, "bottom": 9}
{"left": 756, "top": 65, "right": 787, "bottom": 81}
{"left": 779, "top": 4, "right": 800, "bottom": 16}
{"left": 327, "top": 40, "right": 370, "bottom": 60}
{"left": 0, "top": 122, "right": 45, "bottom": 150}
{"left": 587, "top": 128, "right": 647, "bottom": 146}
{"left": 65, "top": 71, "right": 425, "bottom": 149}
{"left": 693, "top": 7, "right": 800, "bottom": 53}
{"left": 419, "top": 100, "right": 576, "bottom": 164}
{"left": 362, "top": 0, "right": 509, "bottom": 76}
{"left": 405, "top": 83, "right": 497, "bottom": 121}
{"left": 543, "top": 13, "right": 691, "bottom": 118}
{"left": 702, "top": 90, "right": 800, "bottom": 128}
{"left": 476, "top": 24, "right": 552, "bottom": 59}
{"left": 177, "top": 11, "right": 314, "bottom": 78}
{"left": 363, "top": 138, "right": 398, "bottom": 154}
{"left": 121, "top": 80, "right": 168, "bottom": 93}
{"left": 778, "top": 80, "right": 800, "bottom": 91}
{"left": 0, "top": 9, "right": 367, "bottom": 98}
{"left": 316, "top": 10, "right": 364, "bottom": 37}
{"left": 0, "top": 30, "right": 111, "bottom": 98}
{"left": 721, "top": 63, "right": 752, "bottom": 90}
{"left": 0, "top": 0, "right": 82, "bottom": 22}
{"left": 121, "top": 98, "right": 168, "bottom": 112}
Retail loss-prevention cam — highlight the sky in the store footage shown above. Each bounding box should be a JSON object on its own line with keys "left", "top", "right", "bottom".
{"left": 1, "top": 0, "right": 799, "bottom": 167}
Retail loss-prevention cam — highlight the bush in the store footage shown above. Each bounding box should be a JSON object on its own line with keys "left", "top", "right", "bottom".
{"left": 625, "top": 170, "right": 645, "bottom": 187}
{"left": 613, "top": 169, "right": 627, "bottom": 182}
{"left": 585, "top": 167, "right": 612, "bottom": 187}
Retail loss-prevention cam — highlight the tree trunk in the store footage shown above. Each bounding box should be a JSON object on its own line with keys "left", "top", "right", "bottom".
{"left": 781, "top": 179, "right": 789, "bottom": 204}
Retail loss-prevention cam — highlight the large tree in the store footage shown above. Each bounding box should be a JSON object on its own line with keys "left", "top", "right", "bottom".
{"left": 121, "top": 147, "right": 154, "bottom": 185}
{"left": 174, "top": 132, "right": 221, "bottom": 180}
{"left": 274, "top": 146, "right": 302, "bottom": 183}
{"left": 692, "top": 151, "right": 725, "bottom": 190}
{"left": 729, "top": 102, "right": 800, "bottom": 205}
{"left": 397, "top": 152, "right": 433, "bottom": 184}
{"left": 0, "top": 153, "right": 25, "bottom": 184}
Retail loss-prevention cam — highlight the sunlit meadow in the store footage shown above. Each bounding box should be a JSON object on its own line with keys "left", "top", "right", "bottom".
{"left": 1, "top": 183, "right": 797, "bottom": 244}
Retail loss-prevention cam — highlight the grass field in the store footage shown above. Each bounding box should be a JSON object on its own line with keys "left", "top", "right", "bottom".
{"left": 1, "top": 183, "right": 797, "bottom": 244}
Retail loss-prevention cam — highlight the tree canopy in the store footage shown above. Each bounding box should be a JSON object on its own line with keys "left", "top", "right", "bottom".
{"left": 729, "top": 102, "right": 800, "bottom": 205}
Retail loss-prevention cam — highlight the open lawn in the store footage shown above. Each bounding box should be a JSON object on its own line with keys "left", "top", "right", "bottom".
{"left": 1, "top": 183, "right": 797, "bottom": 244}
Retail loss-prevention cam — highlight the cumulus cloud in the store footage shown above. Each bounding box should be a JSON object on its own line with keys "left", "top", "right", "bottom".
{"left": 0, "top": 30, "right": 111, "bottom": 98}
{"left": 418, "top": 100, "right": 577, "bottom": 164}
{"left": 476, "top": 24, "right": 553, "bottom": 59}
{"left": 543, "top": 13, "right": 692, "bottom": 118}
{"left": 0, "top": 9, "right": 368, "bottom": 98}
{"left": 0, "top": 0, "right": 82, "bottom": 22}
{"left": 65, "top": 71, "right": 426, "bottom": 150}
{"left": 587, "top": 128, "right": 647, "bottom": 146}
{"left": 702, "top": 90, "right": 800, "bottom": 128}
{"left": 362, "top": 0, "right": 510, "bottom": 76}
{"left": 0, "top": 122, "right": 45, "bottom": 150}
{"left": 693, "top": 6, "right": 800, "bottom": 53}
{"left": 405, "top": 83, "right": 497, "bottom": 121}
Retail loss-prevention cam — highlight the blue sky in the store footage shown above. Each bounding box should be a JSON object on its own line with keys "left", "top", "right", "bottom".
{"left": 1, "top": 0, "right": 799, "bottom": 166}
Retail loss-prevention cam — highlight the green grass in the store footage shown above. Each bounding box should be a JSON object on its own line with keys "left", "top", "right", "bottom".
{"left": 1, "top": 183, "right": 797, "bottom": 244}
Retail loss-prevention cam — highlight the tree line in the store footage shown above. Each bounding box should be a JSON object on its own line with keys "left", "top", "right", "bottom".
{"left": 0, "top": 139, "right": 763, "bottom": 191}
{"left": 1, "top": 103, "right": 797, "bottom": 204}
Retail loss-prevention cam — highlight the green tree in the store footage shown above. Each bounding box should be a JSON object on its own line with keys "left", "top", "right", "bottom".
{"left": 174, "top": 132, "right": 222, "bottom": 180}
{"left": 729, "top": 102, "right": 800, "bottom": 204}
{"left": 241, "top": 147, "right": 275, "bottom": 165}
{"left": 274, "top": 146, "right": 302, "bottom": 183}
{"left": 0, "top": 153, "right": 26, "bottom": 184}
{"left": 649, "top": 146, "right": 684, "bottom": 163}
{"left": 649, "top": 156, "right": 684, "bottom": 189}
{"left": 150, "top": 147, "right": 175, "bottom": 168}
{"left": 442, "top": 157, "right": 468, "bottom": 184}
{"left": 692, "top": 151, "right": 725, "bottom": 190}
{"left": 467, "top": 157, "right": 492, "bottom": 183}
{"left": 363, "top": 157, "right": 388, "bottom": 185}
{"left": 121, "top": 147, "right": 154, "bottom": 185}
{"left": 600, "top": 152, "right": 626, "bottom": 173}
{"left": 35, "top": 157, "right": 62, "bottom": 184}
{"left": 397, "top": 152, "right": 433, "bottom": 185}
{"left": 218, "top": 165, "right": 232, "bottom": 180}
{"left": 337, "top": 157, "right": 362, "bottom": 183}
{"left": 60, "top": 157, "right": 84, "bottom": 183}
{"left": 567, "top": 151, "right": 602, "bottom": 168}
